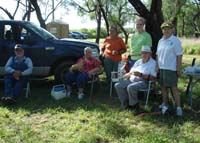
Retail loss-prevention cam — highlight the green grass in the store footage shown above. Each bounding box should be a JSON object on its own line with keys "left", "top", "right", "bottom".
{"left": 0, "top": 55, "right": 200, "bottom": 143}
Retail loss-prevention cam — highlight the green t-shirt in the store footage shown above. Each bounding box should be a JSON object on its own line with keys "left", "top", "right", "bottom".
{"left": 130, "top": 31, "right": 152, "bottom": 59}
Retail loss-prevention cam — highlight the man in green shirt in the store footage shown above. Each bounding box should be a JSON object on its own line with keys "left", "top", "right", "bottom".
{"left": 130, "top": 17, "right": 152, "bottom": 61}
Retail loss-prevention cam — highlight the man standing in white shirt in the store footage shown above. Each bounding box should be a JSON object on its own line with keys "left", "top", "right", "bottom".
{"left": 115, "top": 46, "right": 157, "bottom": 110}
{"left": 156, "top": 22, "right": 183, "bottom": 116}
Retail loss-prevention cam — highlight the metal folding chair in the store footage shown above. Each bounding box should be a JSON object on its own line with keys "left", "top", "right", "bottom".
{"left": 110, "top": 61, "right": 127, "bottom": 97}
{"left": 24, "top": 81, "right": 31, "bottom": 98}
{"left": 139, "top": 80, "right": 157, "bottom": 109}
{"left": 110, "top": 71, "right": 121, "bottom": 97}
{"left": 89, "top": 68, "right": 103, "bottom": 97}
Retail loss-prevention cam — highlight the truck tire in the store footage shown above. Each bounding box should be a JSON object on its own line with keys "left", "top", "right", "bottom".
{"left": 54, "top": 62, "right": 72, "bottom": 83}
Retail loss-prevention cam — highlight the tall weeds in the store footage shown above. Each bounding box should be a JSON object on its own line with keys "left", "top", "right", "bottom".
{"left": 180, "top": 37, "right": 200, "bottom": 55}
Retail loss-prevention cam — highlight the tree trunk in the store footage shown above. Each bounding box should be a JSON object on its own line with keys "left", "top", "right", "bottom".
{"left": 172, "top": 17, "right": 177, "bottom": 35}
{"left": 192, "top": 11, "right": 200, "bottom": 38}
{"left": 22, "top": 1, "right": 33, "bottom": 21}
{"left": 100, "top": 6, "right": 109, "bottom": 36}
{"left": 182, "top": 15, "right": 185, "bottom": 36}
{"left": 27, "top": 1, "right": 32, "bottom": 21}
{"left": 118, "top": 23, "right": 129, "bottom": 44}
{"left": 30, "top": 0, "right": 46, "bottom": 29}
{"left": 95, "top": 5, "right": 101, "bottom": 44}
{"left": 128, "top": 0, "right": 164, "bottom": 58}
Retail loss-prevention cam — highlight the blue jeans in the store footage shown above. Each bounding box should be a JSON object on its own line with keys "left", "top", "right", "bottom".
{"left": 65, "top": 71, "right": 89, "bottom": 88}
{"left": 4, "top": 74, "right": 28, "bottom": 98}
{"left": 103, "top": 57, "right": 118, "bottom": 84}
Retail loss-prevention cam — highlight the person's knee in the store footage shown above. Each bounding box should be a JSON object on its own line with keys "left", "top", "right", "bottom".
{"left": 65, "top": 72, "right": 74, "bottom": 83}
{"left": 127, "top": 85, "right": 137, "bottom": 94}
{"left": 77, "top": 73, "right": 87, "bottom": 81}
{"left": 77, "top": 74, "right": 87, "bottom": 86}
{"left": 114, "top": 82, "right": 120, "bottom": 89}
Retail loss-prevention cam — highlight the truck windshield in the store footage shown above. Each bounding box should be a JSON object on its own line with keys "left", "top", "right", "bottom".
{"left": 25, "top": 22, "right": 58, "bottom": 40}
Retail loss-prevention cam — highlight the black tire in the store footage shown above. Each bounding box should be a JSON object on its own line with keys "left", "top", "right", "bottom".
{"left": 54, "top": 62, "right": 72, "bottom": 83}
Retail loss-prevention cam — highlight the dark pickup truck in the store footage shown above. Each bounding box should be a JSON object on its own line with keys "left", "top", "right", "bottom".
{"left": 0, "top": 20, "right": 99, "bottom": 82}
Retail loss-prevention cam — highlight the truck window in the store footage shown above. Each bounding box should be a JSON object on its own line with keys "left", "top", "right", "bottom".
{"left": 3, "top": 24, "right": 31, "bottom": 44}
{"left": 4, "top": 25, "right": 14, "bottom": 41}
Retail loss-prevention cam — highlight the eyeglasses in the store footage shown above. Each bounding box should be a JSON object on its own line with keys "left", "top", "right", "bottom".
{"left": 15, "top": 48, "right": 23, "bottom": 52}
{"left": 109, "top": 29, "right": 116, "bottom": 32}
{"left": 162, "top": 27, "right": 172, "bottom": 30}
{"left": 136, "top": 23, "right": 144, "bottom": 26}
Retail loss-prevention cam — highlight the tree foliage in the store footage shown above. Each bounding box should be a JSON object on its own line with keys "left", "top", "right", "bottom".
{"left": 162, "top": 0, "right": 200, "bottom": 37}
{"left": 69, "top": 0, "right": 136, "bottom": 44}
{"left": 0, "top": 0, "right": 199, "bottom": 39}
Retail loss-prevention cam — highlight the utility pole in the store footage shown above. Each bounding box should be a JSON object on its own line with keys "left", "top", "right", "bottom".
{"left": 52, "top": 0, "right": 54, "bottom": 21}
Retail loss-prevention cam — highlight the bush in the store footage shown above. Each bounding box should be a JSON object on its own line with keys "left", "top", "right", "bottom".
{"left": 183, "top": 45, "right": 200, "bottom": 55}
{"left": 78, "top": 28, "right": 107, "bottom": 39}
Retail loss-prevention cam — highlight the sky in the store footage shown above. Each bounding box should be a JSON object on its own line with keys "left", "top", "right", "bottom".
{"left": 0, "top": 0, "right": 97, "bottom": 29}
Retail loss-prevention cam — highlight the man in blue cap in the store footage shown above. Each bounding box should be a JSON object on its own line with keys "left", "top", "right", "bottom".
{"left": 1, "top": 44, "right": 33, "bottom": 103}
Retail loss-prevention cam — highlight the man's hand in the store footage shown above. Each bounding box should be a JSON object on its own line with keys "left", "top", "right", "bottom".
{"left": 156, "top": 65, "right": 159, "bottom": 73}
{"left": 88, "top": 71, "right": 93, "bottom": 78}
{"left": 112, "top": 50, "right": 119, "bottom": 55}
{"left": 142, "top": 74, "right": 149, "bottom": 79}
{"left": 13, "top": 70, "right": 21, "bottom": 80}
{"left": 123, "top": 73, "right": 131, "bottom": 78}
{"left": 133, "top": 71, "right": 141, "bottom": 77}
{"left": 176, "top": 70, "right": 181, "bottom": 77}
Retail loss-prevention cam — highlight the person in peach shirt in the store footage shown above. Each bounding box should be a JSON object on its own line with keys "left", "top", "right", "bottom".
{"left": 101, "top": 25, "right": 126, "bottom": 84}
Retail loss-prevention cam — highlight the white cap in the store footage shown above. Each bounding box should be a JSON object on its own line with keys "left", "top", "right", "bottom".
{"left": 14, "top": 44, "right": 23, "bottom": 50}
{"left": 141, "top": 45, "right": 151, "bottom": 52}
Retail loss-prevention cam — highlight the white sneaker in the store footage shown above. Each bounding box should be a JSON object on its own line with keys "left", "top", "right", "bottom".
{"left": 176, "top": 107, "right": 183, "bottom": 116}
{"left": 78, "top": 93, "right": 84, "bottom": 100}
{"left": 159, "top": 103, "right": 165, "bottom": 109}
{"left": 162, "top": 105, "right": 168, "bottom": 115}
{"left": 66, "top": 91, "right": 71, "bottom": 97}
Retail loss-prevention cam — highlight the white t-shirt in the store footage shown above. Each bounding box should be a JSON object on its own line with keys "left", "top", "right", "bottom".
{"left": 156, "top": 35, "right": 183, "bottom": 71}
{"left": 129, "top": 58, "right": 157, "bottom": 82}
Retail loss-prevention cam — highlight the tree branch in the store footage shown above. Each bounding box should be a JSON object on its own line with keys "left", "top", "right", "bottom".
{"left": 0, "top": 6, "right": 14, "bottom": 19}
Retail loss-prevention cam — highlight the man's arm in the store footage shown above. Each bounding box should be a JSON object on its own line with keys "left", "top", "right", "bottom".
{"left": 21, "top": 57, "right": 33, "bottom": 76}
{"left": 5, "top": 57, "right": 15, "bottom": 74}
{"left": 176, "top": 55, "right": 182, "bottom": 77}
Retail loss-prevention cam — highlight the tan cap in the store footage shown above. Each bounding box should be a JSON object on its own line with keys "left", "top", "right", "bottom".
{"left": 161, "top": 22, "right": 174, "bottom": 29}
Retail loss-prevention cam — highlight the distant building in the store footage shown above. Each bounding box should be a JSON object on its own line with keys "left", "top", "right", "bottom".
{"left": 46, "top": 21, "right": 69, "bottom": 39}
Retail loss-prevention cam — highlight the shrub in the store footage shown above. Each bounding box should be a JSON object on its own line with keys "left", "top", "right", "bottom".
{"left": 183, "top": 45, "right": 200, "bottom": 55}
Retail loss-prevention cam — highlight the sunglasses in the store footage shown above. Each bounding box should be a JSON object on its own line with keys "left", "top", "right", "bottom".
{"left": 162, "top": 27, "right": 172, "bottom": 30}
{"left": 136, "top": 23, "right": 144, "bottom": 26}
{"left": 15, "top": 48, "right": 23, "bottom": 52}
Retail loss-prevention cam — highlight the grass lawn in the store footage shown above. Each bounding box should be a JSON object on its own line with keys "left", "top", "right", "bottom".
{"left": 0, "top": 54, "right": 200, "bottom": 143}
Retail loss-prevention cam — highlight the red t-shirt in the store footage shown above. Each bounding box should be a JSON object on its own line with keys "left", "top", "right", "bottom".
{"left": 76, "top": 57, "right": 100, "bottom": 73}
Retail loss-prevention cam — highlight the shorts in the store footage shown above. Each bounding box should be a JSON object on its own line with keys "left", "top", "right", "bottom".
{"left": 159, "top": 69, "right": 178, "bottom": 87}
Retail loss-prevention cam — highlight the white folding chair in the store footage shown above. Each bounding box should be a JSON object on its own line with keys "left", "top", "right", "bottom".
{"left": 109, "top": 71, "right": 126, "bottom": 97}
{"left": 24, "top": 81, "right": 31, "bottom": 98}
{"left": 167, "top": 87, "right": 176, "bottom": 107}
{"left": 139, "top": 80, "right": 156, "bottom": 109}
{"left": 110, "top": 61, "right": 127, "bottom": 97}
{"left": 11, "top": 81, "right": 30, "bottom": 98}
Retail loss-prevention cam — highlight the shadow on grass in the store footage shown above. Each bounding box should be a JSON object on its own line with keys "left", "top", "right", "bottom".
{"left": 0, "top": 80, "right": 119, "bottom": 113}
{"left": 0, "top": 80, "right": 199, "bottom": 128}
